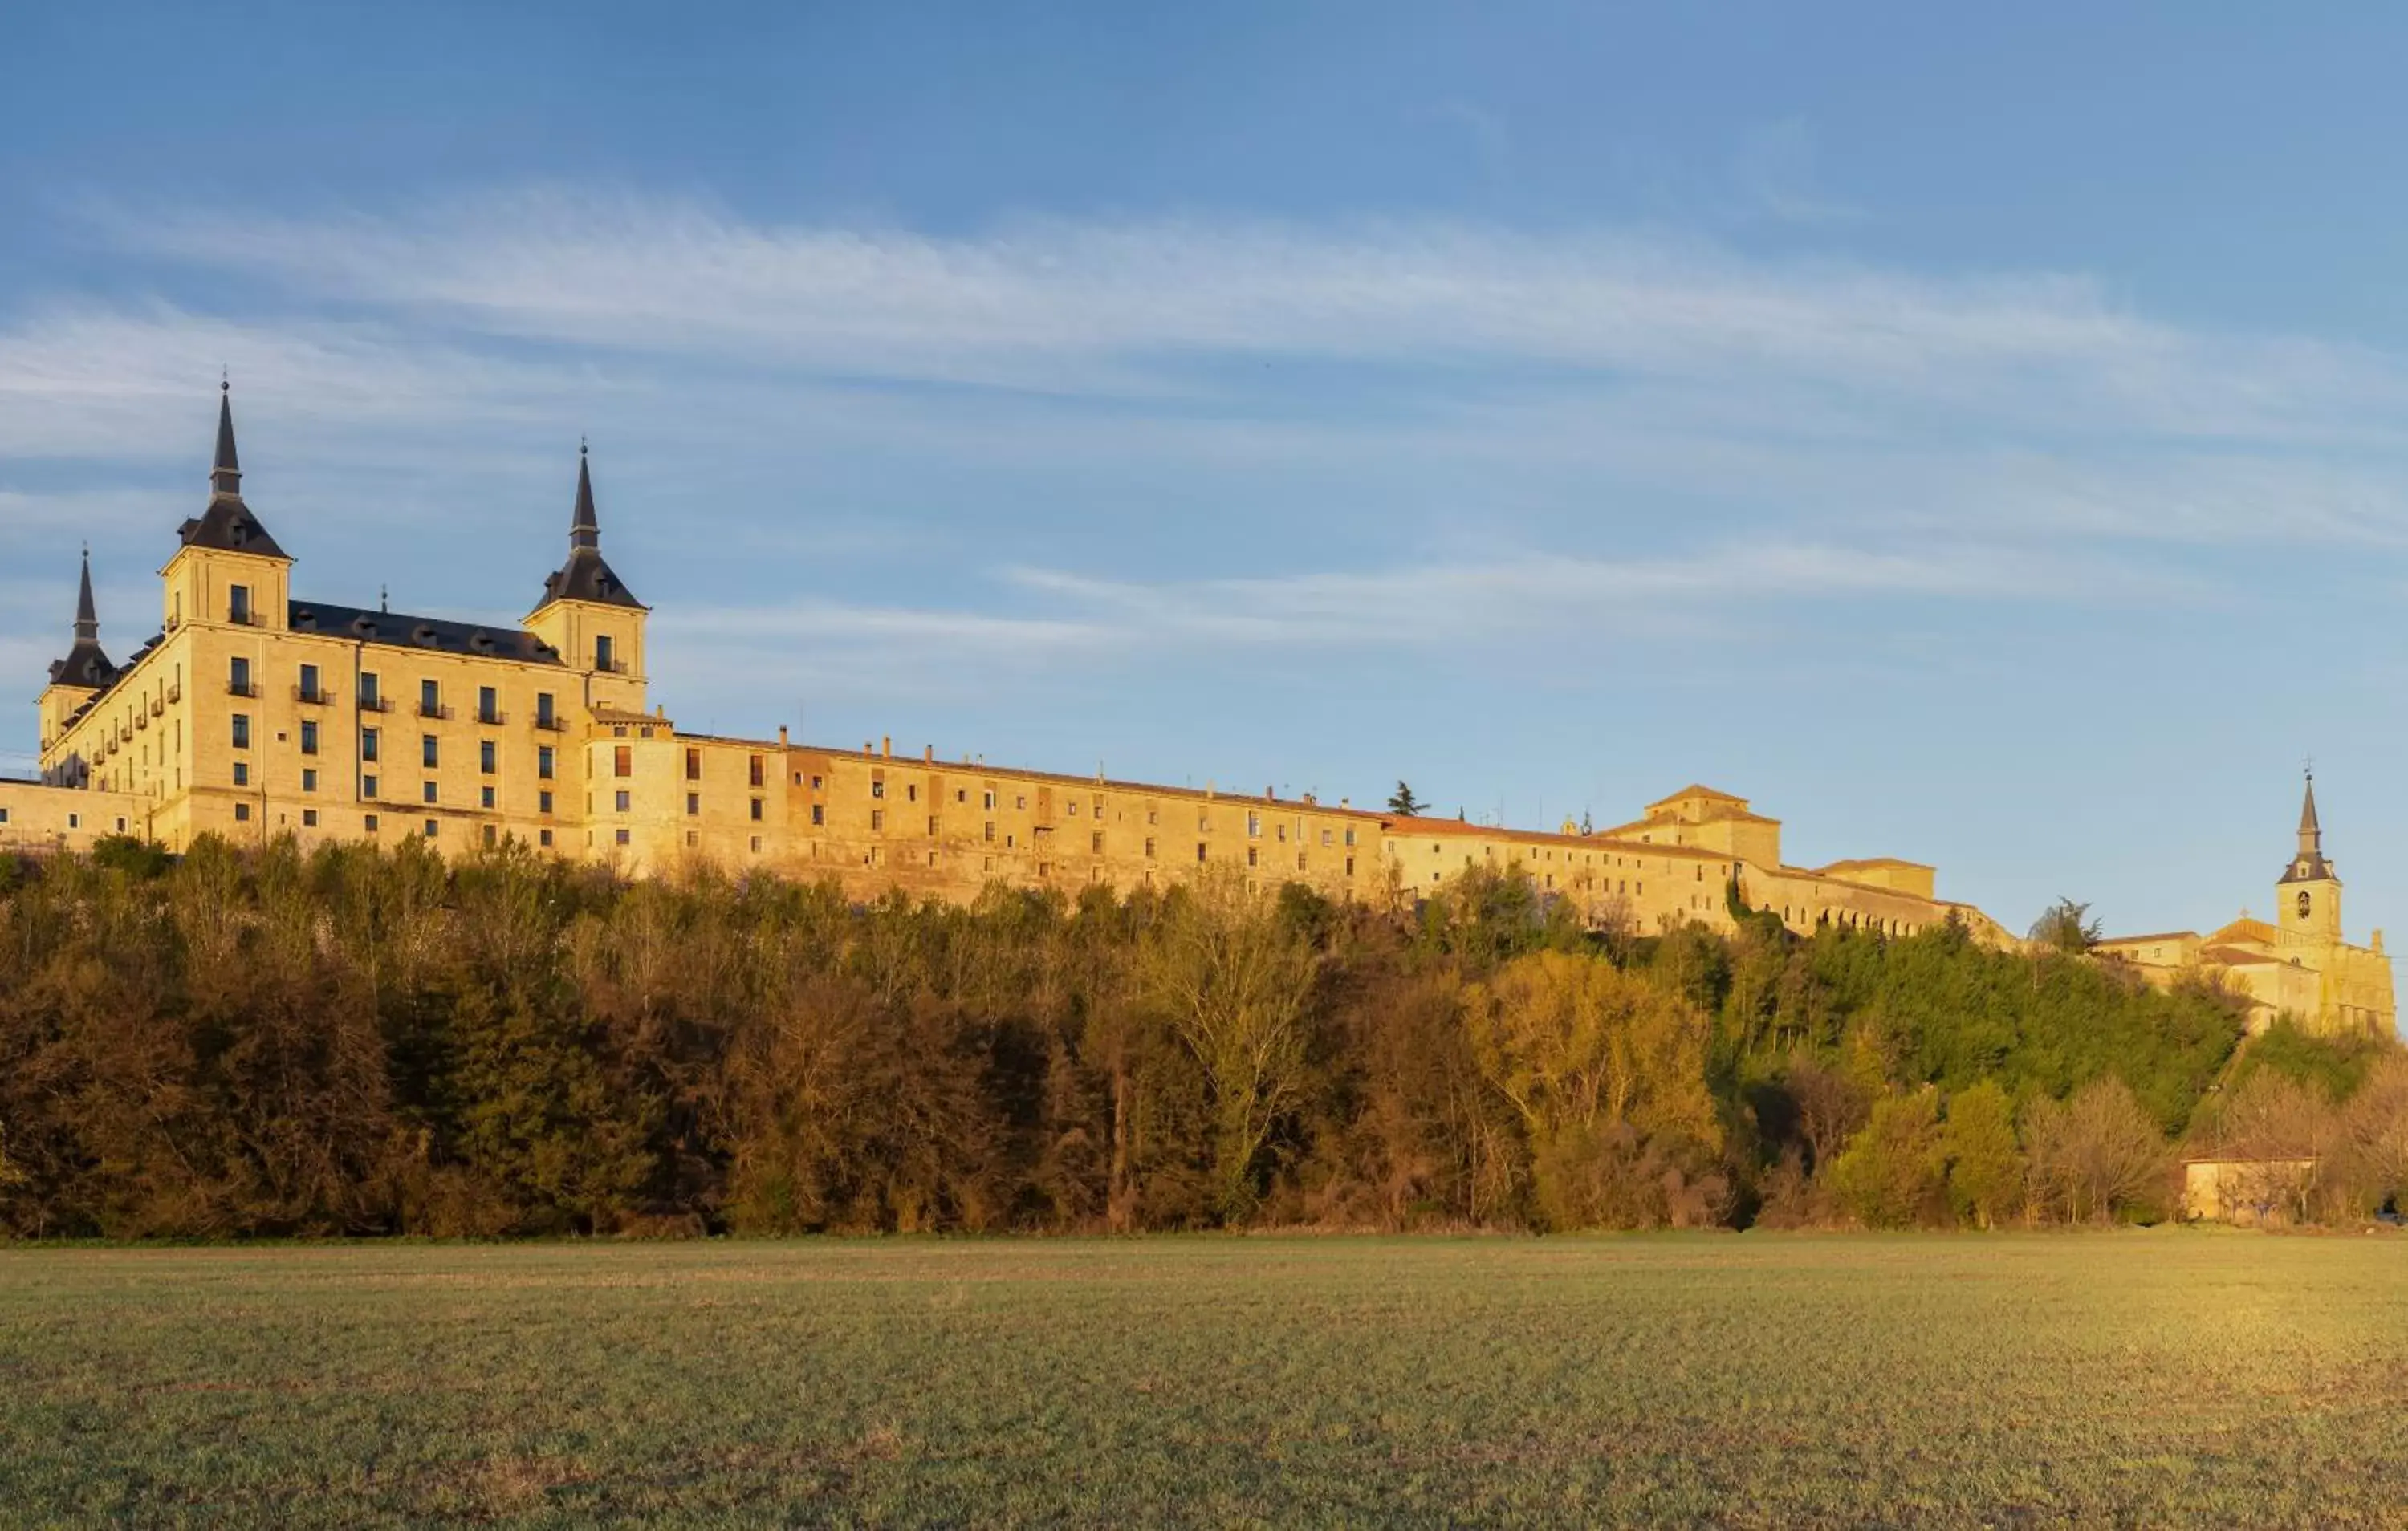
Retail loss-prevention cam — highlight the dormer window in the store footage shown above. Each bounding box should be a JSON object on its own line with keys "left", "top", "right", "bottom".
{"left": 412, "top": 624, "right": 437, "bottom": 648}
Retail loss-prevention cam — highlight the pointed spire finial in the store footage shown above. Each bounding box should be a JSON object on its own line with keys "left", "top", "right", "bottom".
{"left": 74, "top": 547, "right": 97, "bottom": 641}
{"left": 570, "top": 441, "right": 600, "bottom": 552}
{"left": 210, "top": 378, "right": 242, "bottom": 497}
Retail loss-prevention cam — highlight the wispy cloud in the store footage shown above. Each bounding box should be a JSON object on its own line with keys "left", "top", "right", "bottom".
{"left": 8, "top": 186, "right": 2408, "bottom": 740}
{"left": 92, "top": 189, "right": 2408, "bottom": 446}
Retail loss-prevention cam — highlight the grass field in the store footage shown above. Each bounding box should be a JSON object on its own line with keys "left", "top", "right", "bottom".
{"left": 2, "top": 1233, "right": 2403, "bottom": 1527}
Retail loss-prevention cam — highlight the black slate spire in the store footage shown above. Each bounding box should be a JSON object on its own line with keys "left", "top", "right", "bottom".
{"left": 75, "top": 546, "right": 98, "bottom": 641}
{"left": 536, "top": 441, "right": 645, "bottom": 611}
{"left": 211, "top": 379, "right": 242, "bottom": 498}
{"left": 571, "top": 440, "right": 600, "bottom": 551}
{"left": 175, "top": 380, "right": 291, "bottom": 561}
{"left": 47, "top": 546, "right": 116, "bottom": 690}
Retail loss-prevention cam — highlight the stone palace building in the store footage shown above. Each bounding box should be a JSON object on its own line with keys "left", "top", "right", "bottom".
{"left": 10, "top": 386, "right": 2390, "bottom": 1038}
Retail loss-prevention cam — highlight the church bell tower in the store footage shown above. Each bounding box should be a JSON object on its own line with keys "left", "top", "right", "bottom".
{"left": 2277, "top": 770, "right": 2343, "bottom": 945}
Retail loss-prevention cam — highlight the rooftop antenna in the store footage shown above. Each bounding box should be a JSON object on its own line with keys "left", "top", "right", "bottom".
{"left": 380, "top": 583, "right": 388, "bottom": 613}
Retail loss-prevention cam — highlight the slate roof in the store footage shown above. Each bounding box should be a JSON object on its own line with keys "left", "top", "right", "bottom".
{"left": 287, "top": 601, "right": 566, "bottom": 664}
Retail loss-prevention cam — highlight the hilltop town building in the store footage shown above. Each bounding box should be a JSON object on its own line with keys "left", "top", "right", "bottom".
{"left": 2097, "top": 777, "right": 2394, "bottom": 1039}
{"left": 5, "top": 389, "right": 2039, "bottom": 950}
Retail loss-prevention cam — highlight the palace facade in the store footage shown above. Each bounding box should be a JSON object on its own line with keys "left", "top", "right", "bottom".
{"left": 0, "top": 388, "right": 2055, "bottom": 954}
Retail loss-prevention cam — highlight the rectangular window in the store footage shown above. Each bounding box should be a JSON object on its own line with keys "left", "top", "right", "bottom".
{"left": 536, "top": 692, "right": 555, "bottom": 728}
{"left": 983, "top": 821, "right": 995, "bottom": 843}
{"left": 421, "top": 679, "right": 441, "bottom": 717}
{"left": 303, "top": 809, "right": 319, "bottom": 827}
{"left": 364, "top": 774, "right": 378, "bottom": 799}
{"left": 538, "top": 745, "right": 555, "bottom": 780}
{"left": 614, "top": 745, "right": 632, "bottom": 778}
{"left": 230, "top": 656, "right": 251, "bottom": 696}
{"left": 928, "top": 815, "right": 939, "bottom": 836}
{"left": 302, "top": 768, "right": 318, "bottom": 794}
{"left": 360, "top": 673, "right": 381, "bottom": 710}
{"left": 1247, "top": 847, "right": 1259, "bottom": 867}
{"left": 480, "top": 740, "right": 496, "bottom": 774}
{"left": 539, "top": 790, "right": 553, "bottom": 815}
{"left": 231, "top": 715, "right": 250, "bottom": 749}
{"left": 685, "top": 748, "right": 702, "bottom": 781}
{"left": 686, "top": 792, "right": 699, "bottom": 816}
{"left": 299, "top": 720, "right": 319, "bottom": 756}
{"left": 299, "top": 663, "right": 320, "bottom": 702}
{"left": 233, "top": 761, "right": 250, "bottom": 786}
{"left": 365, "top": 814, "right": 379, "bottom": 833}
{"left": 539, "top": 828, "right": 552, "bottom": 847}
{"left": 478, "top": 686, "right": 498, "bottom": 725}
{"left": 752, "top": 798, "right": 766, "bottom": 822}
{"left": 482, "top": 824, "right": 497, "bottom": 848}
{"left": 871, "top": 778, "right": 885, "bottom": 798}
{"left": 228, "top": 584, "right": 250, "bottom": 624}
{"left": 234, "top": 802, "right": 250, "bottom": 822}
{"left": 615, "top": 827, "right": 631, "bottom": 847}
{"left": 983, "top": 790, "right": 996, "bottom": 810}
{"left": 480, "top": 786, "right": 494, "bottom": 809}
{"left": 1247, "top": 812, "right": 1261, "bottom": 838}
{"left": 1197, "top": 843, "right": 1208, "bottom": 863}
{"left": 1091, "top": 830, "right": 1104, "bottom": 854}
{"left": 422, "top": 735, "right": 438, "bottom": 768}
{"left": 362, "top": 727, "right": 380, "bottom": 763}
{"left": 425, "top": 819, "right": 438, "bottom": 839}
{"left": 423, "top": 782, "right": 437, "bottom": 804}
{"left": 615, "top": 790, "right": 632, "bottom": 813}
{"left": 749, "top": 755, "right": 764, "bottom": 788}
{"left": 811, "top": 804, "right": 824, "bottom": 826}
{"left": 750, "top": 835, "right": 763, "bottom": 854}
{"left": 1143, "top": 837, "right": 1156, "bottom": 860}
{"left": 596, "top": 634, "right": 616, "bottom": 672}
{"left": 1344, "top": 827, "right": 1357, "bottom": 847}
{"left": 1344, "top": 856, "right": 1355, "bottom": 877}
{"left": 869, "top": 807, "right": 884, "bottom": 831}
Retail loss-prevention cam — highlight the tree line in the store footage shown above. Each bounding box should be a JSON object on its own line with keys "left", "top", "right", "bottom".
{"left": 0, "top": 837, "right": 2400, "bottom": 1237}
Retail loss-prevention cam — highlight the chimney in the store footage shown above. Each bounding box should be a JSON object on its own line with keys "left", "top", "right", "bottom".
{"left": 1206, "top": 779, "right": 1215, "bottom": 801}
{"left": 778, "top": 725, "right": 789, "bottom": 746}
{"left": 881, "top": 735, "right": 892, "bottom": 757}
{"left": 924, "top": 744, "right": 934, "bottom": 762}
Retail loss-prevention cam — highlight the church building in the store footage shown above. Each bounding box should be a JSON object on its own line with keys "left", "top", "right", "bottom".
{"left": 2097, "top": 777, "right": 2395, "bottom": 1038}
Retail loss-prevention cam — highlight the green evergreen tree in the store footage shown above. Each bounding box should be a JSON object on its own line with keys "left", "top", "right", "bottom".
{"left": 1388, "top": 781, "right": 1426, "bottom": 817}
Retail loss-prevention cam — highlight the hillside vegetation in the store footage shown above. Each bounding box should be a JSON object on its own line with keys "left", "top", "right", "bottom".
{"left": 0, "top": 838, "right": 2400, "bottom": 1237}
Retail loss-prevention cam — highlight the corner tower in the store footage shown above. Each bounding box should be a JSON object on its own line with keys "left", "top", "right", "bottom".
{"left": 524, "top": 444, "right": 649, "bottom": 713}
{"left": 2277, "top": 770, "right": 2343, "bottom": 945}
{"left": 160, "top": 382, "right": 293, "bottom": 636}
{"left": 36, "top": 549, "right": 116, "bottom": 770}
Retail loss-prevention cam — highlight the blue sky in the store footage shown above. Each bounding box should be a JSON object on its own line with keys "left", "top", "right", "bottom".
{"left": 8, "top": 4, "right": 2408, "bottom": 956}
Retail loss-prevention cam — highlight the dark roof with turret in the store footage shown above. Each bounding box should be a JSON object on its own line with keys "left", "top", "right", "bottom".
{"left": 536, "top": 446, "right": 645, "bottom": 611}
{"left": 174, "top": 382, "right": 291, "bottom": 561}
{"left": 46, "top": 550, "right": 116, "bottom": 691}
